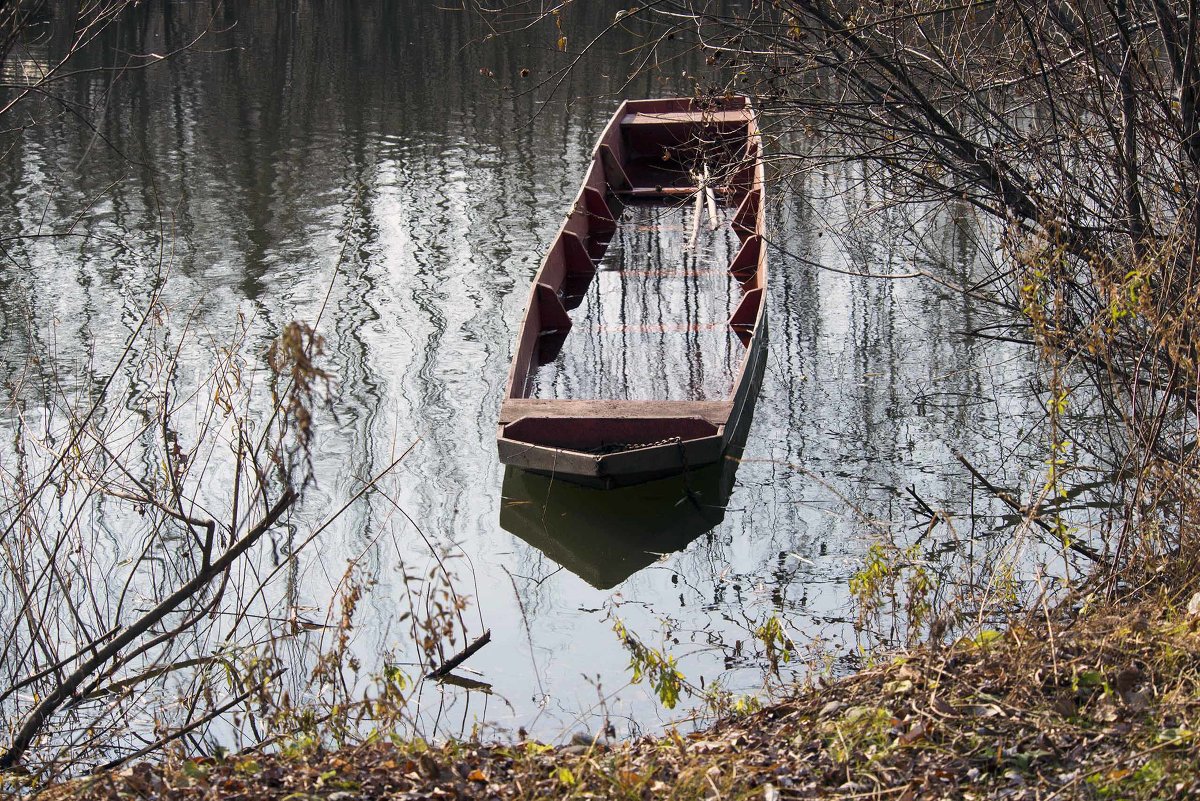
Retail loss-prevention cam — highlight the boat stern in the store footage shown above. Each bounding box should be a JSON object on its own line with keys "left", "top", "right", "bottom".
{"left": 496, "top": 414, "right": 724, "bottom": 488}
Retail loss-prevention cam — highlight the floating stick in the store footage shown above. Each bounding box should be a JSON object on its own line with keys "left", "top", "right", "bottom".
{"left": 426, "top": 629, "right": 492, "bottom": 679}
{"left": 704, "top": 164, "right": 719, "bottom": 229}
{"left": 687, "top": 174, "right": 704, "bottom": 252}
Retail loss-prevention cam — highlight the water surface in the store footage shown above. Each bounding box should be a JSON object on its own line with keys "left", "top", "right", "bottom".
{"left": 0, "top": 1, "right": 1054, "bottom": 753}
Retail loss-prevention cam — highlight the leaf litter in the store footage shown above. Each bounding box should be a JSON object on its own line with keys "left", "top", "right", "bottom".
{"left": 28, "top": 584, "right": 1200, "bottom": 800}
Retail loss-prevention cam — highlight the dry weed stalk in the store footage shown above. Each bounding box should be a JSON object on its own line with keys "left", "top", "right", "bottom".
{"left": 0, "top": 287, "right": 368, "bottom": 779}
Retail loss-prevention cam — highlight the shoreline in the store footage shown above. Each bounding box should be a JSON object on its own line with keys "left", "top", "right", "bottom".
{"left": 32, "top": 583, "right": 1200, "bottom": 800}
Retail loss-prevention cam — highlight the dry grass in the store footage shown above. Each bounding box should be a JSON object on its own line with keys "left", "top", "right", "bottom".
{"left": 27, "top": 576, "right": 1200, "bottom": 801}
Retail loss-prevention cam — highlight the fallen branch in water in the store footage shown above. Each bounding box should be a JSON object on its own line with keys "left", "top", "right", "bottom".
{"left": 0, "top": 490, "right": 297, "bottom": 772}
{"left": 952, "top": 450, "right": 1104, "bottom": 564}
{"left": 426, "top": 630, "right": 492, "bottom": 680}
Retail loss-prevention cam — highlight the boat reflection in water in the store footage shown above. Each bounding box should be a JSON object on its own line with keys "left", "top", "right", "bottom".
{"left": 499, "top": 352, "right": 763, "bottom": 589}
{"left": 500, "top": 453, "right": 740, "bottom": 590}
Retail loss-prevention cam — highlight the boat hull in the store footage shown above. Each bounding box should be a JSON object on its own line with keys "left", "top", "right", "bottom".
{"left": 497, "top": 362, "right": 763, "bottom": 584}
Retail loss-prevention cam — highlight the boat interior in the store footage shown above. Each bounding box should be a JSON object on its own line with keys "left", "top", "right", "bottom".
{"left": 500, "top": 97, "right": 765, "bottom": 453}
{"left": 524, "top": 195, "right": 743, "bottom": 402}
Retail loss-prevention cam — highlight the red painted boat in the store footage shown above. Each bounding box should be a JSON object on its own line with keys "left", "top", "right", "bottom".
{"left": 497, "top": 96, "right": 767, "bottom": 488}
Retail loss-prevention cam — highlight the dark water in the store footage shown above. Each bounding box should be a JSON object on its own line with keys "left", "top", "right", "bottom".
{"left": 0, "top": 1, "right": 1051, "bottom": 751}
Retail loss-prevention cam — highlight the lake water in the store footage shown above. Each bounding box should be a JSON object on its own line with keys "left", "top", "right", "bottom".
{"left": 0, "top": 1, "right": 1056, "bottom": 759}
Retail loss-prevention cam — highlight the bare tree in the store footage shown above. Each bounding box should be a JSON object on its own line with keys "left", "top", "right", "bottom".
{"left": 484, "top": 0, "right": 1200, "bottom": 581}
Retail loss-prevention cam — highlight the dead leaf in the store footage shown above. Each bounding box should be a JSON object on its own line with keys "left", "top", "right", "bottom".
{"left": 1090, "top": 696, "right": 1121, "bottom": 723}
{"left": 900, "top": 721, "right": 927, "bottom": 745}
{"left": 929, "top": 695, "right": 955, "bottom": 715}
{"left": 617, "top": 770, "right": 644, "bottom": 786}
{"left": 819, "top": 700, "right": 846, "bottom": 718}
{"left": 1122, "top": 688, "right": 1152, "bottom": 712}
{"left": 467, "top": 769, "right": 488, "bottom": 782}
{"left": 966, "top": 703, "right": 1003, "bottom": 718}
{"left": 1052, "top": 692, "right": 1077, "bottom": 718}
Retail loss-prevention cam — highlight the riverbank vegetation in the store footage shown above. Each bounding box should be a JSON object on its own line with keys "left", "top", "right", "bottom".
{"left": 30, "top": 582, "right": 1200, "bottom": 799}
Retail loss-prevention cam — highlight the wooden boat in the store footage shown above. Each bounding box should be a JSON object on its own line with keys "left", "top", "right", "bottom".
{"left": 496, "top": 96, "right": 767, "bottom": 488}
